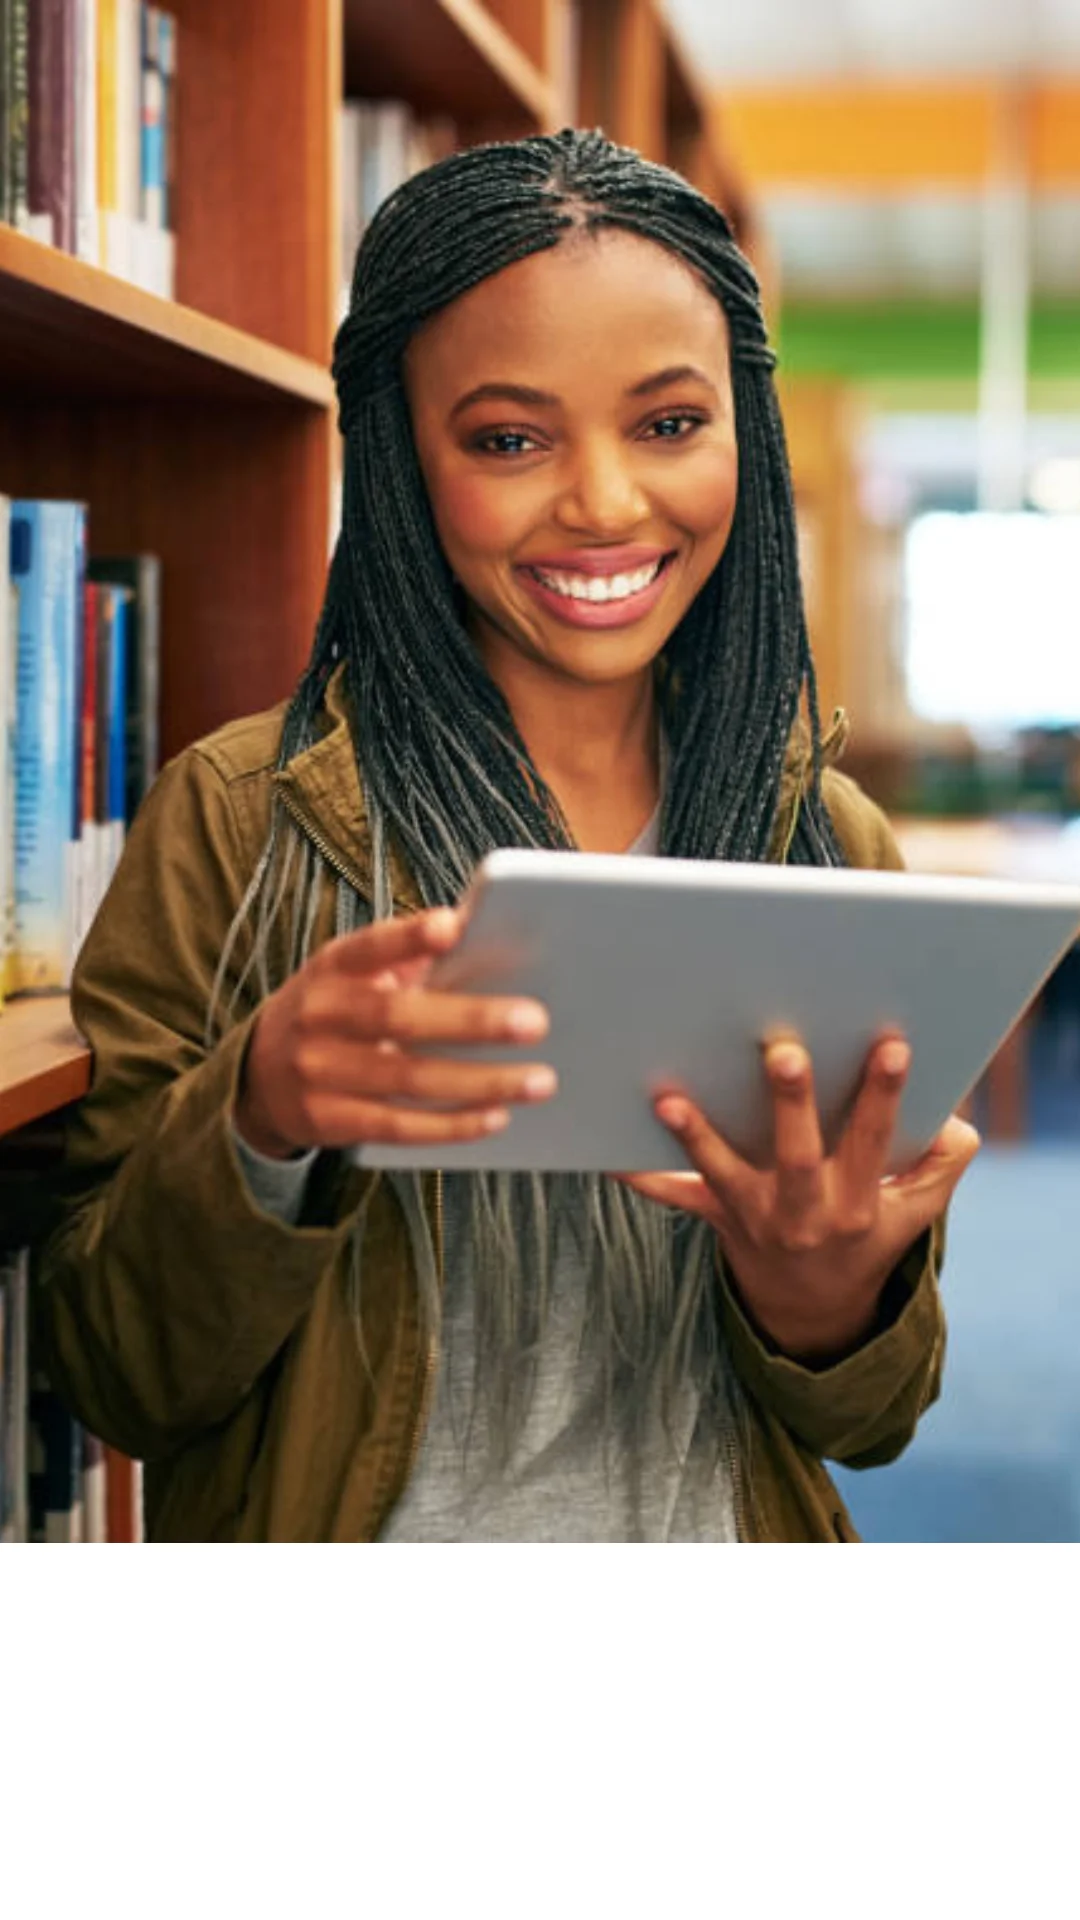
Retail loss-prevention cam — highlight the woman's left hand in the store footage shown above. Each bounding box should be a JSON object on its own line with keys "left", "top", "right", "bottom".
{"left": 620, "top": 1037, "right": 980, "bottom": 1366}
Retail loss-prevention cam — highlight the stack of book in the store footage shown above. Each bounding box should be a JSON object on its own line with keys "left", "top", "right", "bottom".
{"left": 1, "top": 1245, "right": 139, "bottom": 1543}
{"left": 339, "top": 99, "right": 455, "bottom": 318}
{"left": 0, "top": 495, "right": 161, "bottom": 1003}
{"left": 0, "top": 0, "right": 178, "bottom": 299}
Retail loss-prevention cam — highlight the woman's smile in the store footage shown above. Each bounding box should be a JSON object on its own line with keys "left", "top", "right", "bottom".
{"left": 515, "top": 545, "right": 678, "bottom": 630}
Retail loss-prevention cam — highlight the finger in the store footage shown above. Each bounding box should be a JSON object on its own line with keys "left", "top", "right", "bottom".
{"left": 319, "top": 1045, "right": 558, "bottom": 1111}
{"left": 616, "top": 1170, "right": 722, "bottom": 1222}
{"left": 315, "top": 1097, "right": 516, "bottom": 1150}
{"left": 763, "top": 1043, "right": 826, "bottom": 1223}
{"left": 654, "top": 1096, "right": 753, "bottom": 1210}
{"left": 324, "top": 908, "right": 465, "bottom": 981}
{"left": 349, "top": 984, "right": 550, "bottom": 1050}
{"left": 834, "top": 1036, "right": 911, "bottom": 1220}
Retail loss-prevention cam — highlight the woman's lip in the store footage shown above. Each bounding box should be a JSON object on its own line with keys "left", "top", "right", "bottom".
{"left": 516, "top": 554, "right": 676, "bottom": 630}
{"left": 519, "top": 544, "right": 669, "bottom": 577}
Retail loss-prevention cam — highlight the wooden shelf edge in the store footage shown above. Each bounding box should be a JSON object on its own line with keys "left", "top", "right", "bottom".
{"left": 0, "top": 997, "right": 91, "bottom": 1138}
{"left": 0, "top": 226, "right": 335, "bottom": 407}
{"left": 439, "top": 0, "right": 558, "bottom": 125}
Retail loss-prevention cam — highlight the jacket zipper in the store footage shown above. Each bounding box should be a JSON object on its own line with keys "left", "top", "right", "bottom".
{"left": 401, "top": 1172, "right": 444, "bottom": 1486}
{"left": 276, "top": 783, "right": 442, "bottom": 1492}
{"left": 275, "top": 784, "right": 372, "bottom": 900}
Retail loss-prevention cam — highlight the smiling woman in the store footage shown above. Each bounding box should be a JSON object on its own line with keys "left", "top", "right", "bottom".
{"left": 36, "top": 130, "right": 977, "bottom": 1543}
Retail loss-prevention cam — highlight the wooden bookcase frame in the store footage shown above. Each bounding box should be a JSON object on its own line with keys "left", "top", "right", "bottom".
{"left": 0, "top": 0, "right": 737, "bottom": 1139}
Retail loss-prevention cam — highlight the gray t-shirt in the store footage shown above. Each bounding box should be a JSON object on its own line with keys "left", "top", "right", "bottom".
{"left": 234, "top": 806, "right": 738, "bottom": 1542}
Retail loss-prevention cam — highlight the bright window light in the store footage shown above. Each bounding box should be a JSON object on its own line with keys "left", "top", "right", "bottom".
{"left": 905, "top": 511, "right": 1080, "bottom": 729}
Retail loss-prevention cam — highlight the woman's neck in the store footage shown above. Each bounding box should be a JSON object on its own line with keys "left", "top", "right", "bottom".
{"left": 484, "top": 647, "right": 661, "bottom": 854}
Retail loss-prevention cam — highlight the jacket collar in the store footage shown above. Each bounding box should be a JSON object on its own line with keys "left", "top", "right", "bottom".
{"left": 272, "top": 664, "right": 847, "bottom": 901}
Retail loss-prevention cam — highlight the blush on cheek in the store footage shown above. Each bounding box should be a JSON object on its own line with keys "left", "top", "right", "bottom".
{"left": 676, "top": 448, "right": 738, "bottom": 540}
{"left": 431, "top": 469, "right": 528, "bottom": 565}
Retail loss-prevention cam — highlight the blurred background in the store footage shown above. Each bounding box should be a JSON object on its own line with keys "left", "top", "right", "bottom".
{"left": 668, "top": 0, "right": 1080, "bottom": 1541}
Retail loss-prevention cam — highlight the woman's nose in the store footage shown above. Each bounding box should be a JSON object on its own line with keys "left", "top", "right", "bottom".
{"left": 555, "top": 441, "right": 650, "bottom": 537}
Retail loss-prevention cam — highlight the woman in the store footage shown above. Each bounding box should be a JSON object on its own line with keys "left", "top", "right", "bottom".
{"left": 38, "top": 130, "right": 977, "bottom": 1541}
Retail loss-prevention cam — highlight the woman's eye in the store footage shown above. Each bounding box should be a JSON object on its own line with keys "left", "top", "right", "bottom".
{"left": 473, "top": 429, "right": 540, "bottom": 457}
{"left": 645, "top": 412, "right": 705, "bottom": 441}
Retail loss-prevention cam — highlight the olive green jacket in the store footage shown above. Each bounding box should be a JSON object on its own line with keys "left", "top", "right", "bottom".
{"left": 37, "top": 675, "right": 946, "bottom": 1542}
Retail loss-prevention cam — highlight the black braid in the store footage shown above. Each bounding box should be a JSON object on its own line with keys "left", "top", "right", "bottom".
{"left": 282, "top": 127, "right": 845, "bottom": 894}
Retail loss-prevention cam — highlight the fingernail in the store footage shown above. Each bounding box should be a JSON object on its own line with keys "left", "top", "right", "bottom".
{"left": 657, "top": 1096, "right": 689, "bottom": 1130}
{"left": 484, "top": 1108, "right": 510, "bottom": 1132}
{"left": 507, "top": 1004, "right": 549, "bottom": 1040}
{"left": 880, "top": 1041, "right": 911, "bottom": 1077}
{"left": 769, "top": 1045, "right": 805, "bottom": 1082}
{"left": 523, "top": 1067, "right": 558, "bottom": 1100}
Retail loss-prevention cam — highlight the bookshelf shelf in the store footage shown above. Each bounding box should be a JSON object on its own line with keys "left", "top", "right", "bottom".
{"left": 0, "top": 228, "right": 335, "bottom": 407}
{"left": 343, "top": 0, "right": 557, "bottom": 128}
{"left": 0, "top": 999, "right": 90, "bottom": 1139}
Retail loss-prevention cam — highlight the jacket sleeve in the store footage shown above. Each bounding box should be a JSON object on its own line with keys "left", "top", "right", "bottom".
{"left": 36, "top": 749, "right": 367, "bottom": 1462}
{"left": 718, "top": 1220, "right": 946, "bottom": 1467}
{"left": 715, "top": 765, "right": 949, "bottom": 1466}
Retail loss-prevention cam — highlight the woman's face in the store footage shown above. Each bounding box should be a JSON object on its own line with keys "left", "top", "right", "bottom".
{"left": 404, "top": 229, "right": 738, "bottom": 693}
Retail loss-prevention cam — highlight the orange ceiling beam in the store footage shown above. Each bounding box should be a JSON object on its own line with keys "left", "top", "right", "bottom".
{"left": 713, "top": 82, "right": 1080, "bottom": 188}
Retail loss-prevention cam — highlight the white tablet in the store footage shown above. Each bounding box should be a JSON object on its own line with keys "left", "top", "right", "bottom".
{"left": 356, "top": 849, "right": 1080, "bottom": 1175}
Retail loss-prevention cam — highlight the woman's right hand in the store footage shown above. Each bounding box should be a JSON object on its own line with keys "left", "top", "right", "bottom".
{"left": 233, "top": 907, "right": 554, "bottom": 1159}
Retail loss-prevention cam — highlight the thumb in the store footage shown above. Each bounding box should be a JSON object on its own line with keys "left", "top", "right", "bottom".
{"left": 890, "top": 1114, "right": 981, "bottom": 1203}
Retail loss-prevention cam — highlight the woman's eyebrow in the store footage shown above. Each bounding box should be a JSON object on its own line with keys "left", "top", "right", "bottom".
{"left": 450, "top": 381, "right": 557, "bottom": 420}
{"left": 628, "top": 364, "right": 718, "bottom": 399}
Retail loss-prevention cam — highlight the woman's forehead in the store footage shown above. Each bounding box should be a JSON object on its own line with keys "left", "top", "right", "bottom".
{"left": 405, "top": 229, "right": 730, "bottom": 398}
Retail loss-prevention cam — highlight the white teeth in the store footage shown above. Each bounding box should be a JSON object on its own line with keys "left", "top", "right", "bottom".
{"left": 533, "top": 560, "right": 663, "bottom": 603}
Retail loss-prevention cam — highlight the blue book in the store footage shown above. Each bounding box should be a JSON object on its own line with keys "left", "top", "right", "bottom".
{"left": 102, "top": 583, "right": 130, "bottom": 886}
{"left": 9, "top": 500, "right": 86, "bottom": 991}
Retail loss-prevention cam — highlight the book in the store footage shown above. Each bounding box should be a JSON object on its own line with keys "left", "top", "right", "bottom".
{"left": 88, "top": 553, "right": 159, "bottom": 824}
{"left": 104, "top": 1445, "right": 142, "bottom": 1543}
{"left": 2, "top": 0, "right": 30, "bottom": 231}
{"left": 78, "top": 577, "right": 100, "bottom": 946}
{"left": 0, "top": 1248, "right": 29, "bottom": 1544}
{"left": 82, "top": 1426, "right": 107, "bottom": 1542}
{"left": 0, "top": 495, "right": 13, "bottom": 1006}
{"left": 28, "top": 1373, "right": 84, "bottom": 1542}
{"left": 9, "top": 500, "right": 86, "bottom": 992}
{"left": 26, "top": 0, "right": 77, "bottom": 253}
{"left": 74, "top": 0, "right": 99, "bottom": 263}
{"left": 93, "top": 580, "right": 129, "bottom": 891}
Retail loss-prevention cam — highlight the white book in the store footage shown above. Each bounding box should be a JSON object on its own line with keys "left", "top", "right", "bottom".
{"left": 75, "top": 0, "right": 100, "bottom": 265}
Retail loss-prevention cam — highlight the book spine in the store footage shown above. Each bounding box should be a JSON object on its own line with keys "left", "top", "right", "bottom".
{"left": 0, "top": 1250, "right": 29, "bottom": 1545}
{"left": 0, "top": 0, "right": 8, "bottom": 221}
{"left": 28, "top": 1377, "right": 84, "bottom": 1543}
{"left": 134, "top": 554, "right": 160, "bottom": 810}
{"left": 104, "top": 1445, "right": 141, "bottom": 1542}
{"left": 79, "top": 581, "right": 99, "bottom": 947}
{"left": 1, "top": 576, "right": 16, "bottom": 1000}
{"left": 4, "top": 0, "right": 30, "bottom": 231}
{"left": 74, "top": 0, "right": 99, "bottom": 263}
{"left": 96, "top": 0, "right": 117, "bottom": 265}
{"left": 10, "top": 502, "right": 83, "bottom": 992}
{"left": 27, "top": 0, "right": 76, "bottom": 253}
{"left": 113, "top": 0, "right": 140, "bottom": 280}
{"left": 106, "top": 586, "right": 129, "bottom": 880}
{"left": 156, "top": 7, "right": 175, "bottom": 295}
{"left": 0, "top": 496, "right": 11, "bottom": 1008}
{"left": 82, "top": 1428, "right": 107, "bottom": 1542}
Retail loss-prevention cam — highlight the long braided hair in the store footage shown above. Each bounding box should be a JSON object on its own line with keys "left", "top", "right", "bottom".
{"left": 217, "top": 131, "right": 844, "bottom": 1506}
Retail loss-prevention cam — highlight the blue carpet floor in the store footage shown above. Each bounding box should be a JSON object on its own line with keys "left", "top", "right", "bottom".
{"left": 835, "top": 1144, "right": 1080, "bottom": 1541}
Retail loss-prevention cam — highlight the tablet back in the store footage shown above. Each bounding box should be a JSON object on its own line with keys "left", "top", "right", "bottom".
{"left": 357, "top": 851, "right": 1080, "bottom": 1174}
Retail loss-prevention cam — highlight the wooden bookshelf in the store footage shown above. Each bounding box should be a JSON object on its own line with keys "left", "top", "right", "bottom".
{"left": 344, "top": 0, "right": 560, "bottom": 130}
{"left": 0, "top": 228, "right": 334, "bottom": 405}
{"left": 0, "top": 0, "right": 719, "bottom": 1139}
{"left": 0, "top": 1000, "right": 90, "bottom": 1139}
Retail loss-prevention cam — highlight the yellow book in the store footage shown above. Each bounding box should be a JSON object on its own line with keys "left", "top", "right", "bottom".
{"left": 97, "top": 0, "right": 117, "bottom": 268}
